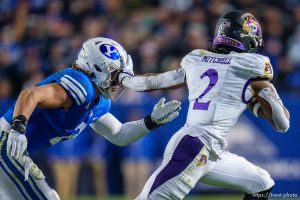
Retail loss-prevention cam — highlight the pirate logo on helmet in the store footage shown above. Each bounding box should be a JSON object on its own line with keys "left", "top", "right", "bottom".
{"left": 241, "top": 15, "right": 262, "bottom": 38}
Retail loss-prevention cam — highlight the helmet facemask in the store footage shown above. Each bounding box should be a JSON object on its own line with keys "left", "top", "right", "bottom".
{"left": 92, "top": 63, "right": 125, "bottom": 100}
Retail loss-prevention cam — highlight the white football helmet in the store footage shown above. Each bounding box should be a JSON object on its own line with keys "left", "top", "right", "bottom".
{"left": 76, "top": 37, "right": 127, "bottom": 99}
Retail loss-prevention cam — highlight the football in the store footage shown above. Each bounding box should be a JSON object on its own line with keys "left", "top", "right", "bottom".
{"left": 249, "top": 96, "right": 272, "bottom": 120}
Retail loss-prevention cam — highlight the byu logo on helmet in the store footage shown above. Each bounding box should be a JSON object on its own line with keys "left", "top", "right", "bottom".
{"left": 99, "top": 44, "right": 120, "bottom": 60}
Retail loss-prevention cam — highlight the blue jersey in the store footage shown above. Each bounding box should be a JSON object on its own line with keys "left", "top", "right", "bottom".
{"left": 2, "top": 68, "right": 111, "bottom": 153}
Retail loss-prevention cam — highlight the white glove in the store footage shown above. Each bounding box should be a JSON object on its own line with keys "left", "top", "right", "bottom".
{"left": 144, "top": 98, "right": 181, "bottom": 130}
{"left": 152, "top": 98, "right": 181, "bottom": 124}
{"left": 119, "top": 54, "right": 134, "bottom": 84}
{"left": 7, "top": 129, "right": 28, "bottom": 160}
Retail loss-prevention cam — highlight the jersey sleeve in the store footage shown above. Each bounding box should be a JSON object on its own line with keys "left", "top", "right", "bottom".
{"left": 235, "top": 53, "right": 273, "bottom": 80}
{"left": 91, "top": 97, "right": 111, "bottom": 123}
{"left": 53, "top": 69, "right": 95, "bottom": 106}
{"left": 249, "top": 55, "right": 273, "bottom": 80}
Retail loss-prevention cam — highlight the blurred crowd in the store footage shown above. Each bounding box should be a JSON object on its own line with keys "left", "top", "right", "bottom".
{"left": 1, "top": 0, "right": 300, "bottom": 97}
{"left": 1, "top": 0, "right": 300, "bottom": 199}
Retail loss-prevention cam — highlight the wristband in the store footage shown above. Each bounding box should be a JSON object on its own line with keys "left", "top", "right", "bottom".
{"left": 11, "top": 115, "right": 28, "bottom": 134}
{"left": 144, "top": 115, "right": 160, "bottom": 130}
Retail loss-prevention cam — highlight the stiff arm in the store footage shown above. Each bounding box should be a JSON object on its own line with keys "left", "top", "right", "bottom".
{"left": 90, "top": 97, "right": 181, "bottom": 146}
{"left": 121, "top": 68, "right": 186, "bottom": 91}
{"left": 90, "top": 113, "right": 150, "bottom": 146}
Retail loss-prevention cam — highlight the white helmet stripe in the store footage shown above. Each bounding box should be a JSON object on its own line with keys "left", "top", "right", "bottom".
{"left": 64, "top": 75, "right": 88, "bottom": 96}
{"left": 59, "top": 81, "right": 81, "bottom": 105}
{"left": 60, "top": 78, "right": 85, "bottom": 104}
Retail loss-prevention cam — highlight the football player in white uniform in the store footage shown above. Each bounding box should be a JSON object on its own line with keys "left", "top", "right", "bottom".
{"left": 120, "top": 10, "right": 290, "bottom": 200}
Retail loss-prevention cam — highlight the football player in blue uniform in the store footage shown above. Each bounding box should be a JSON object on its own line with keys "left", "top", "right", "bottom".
{"left": 0, "top": 37, "right": 181, "bottom": 200}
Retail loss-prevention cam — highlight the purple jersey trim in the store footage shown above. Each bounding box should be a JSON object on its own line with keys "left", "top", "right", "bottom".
{"left": 193, "top": 101, "right": 211, "bottom": 110}
{"left": 213, "top": 36, "right": 246, "bottom": 51}
{"left": 241, "top": 78, "right": 255, "bottom": 104}
{"left": 148, "top": 135, "right": 204, "bottom": 196}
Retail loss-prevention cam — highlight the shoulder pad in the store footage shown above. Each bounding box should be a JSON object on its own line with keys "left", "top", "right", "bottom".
{"left": 180, "top": 49, "right": 209, "bottom": 68}
{"left": 235, "top": 53, "right": 273, "bottom": 80}
{"left": 56, "top": 69, "right": 95, "bottom": 106}
{"left": 251, "top": 54, "right": 273, "bottom": 80}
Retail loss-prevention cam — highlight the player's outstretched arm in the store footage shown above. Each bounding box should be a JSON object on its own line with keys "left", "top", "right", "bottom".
{"left": 7, "top": 83, "right": 72, "bottom": 159}
{"left": 249, "top": 80, "right": 290, "bottom": 133}
{"left": 90, "top": 98, "right": 181, "bottom": 146}
{"left": 119, "top": 54, "right": 186, "bottom": 92}
{"left": 121, "top": 70, "right": 186, "bottom": 92}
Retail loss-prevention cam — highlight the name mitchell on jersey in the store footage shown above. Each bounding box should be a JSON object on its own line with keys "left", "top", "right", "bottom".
{"left": 201, "top": 56, "right": 232, "bottom": 64}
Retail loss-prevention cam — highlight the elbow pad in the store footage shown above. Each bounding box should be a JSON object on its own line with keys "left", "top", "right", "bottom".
{"left": 122, "top": 68, "right": 185, "bottom": 91}
{"left": 258, "top": 88, "right": 290, "bottom": 132}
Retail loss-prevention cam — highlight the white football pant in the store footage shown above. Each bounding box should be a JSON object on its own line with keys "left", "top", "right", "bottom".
{"left": 0, "top": 131, "right": 60, "bottom": 200}
{"left": 136, "top": 128, "right": 275, "bottom": 200}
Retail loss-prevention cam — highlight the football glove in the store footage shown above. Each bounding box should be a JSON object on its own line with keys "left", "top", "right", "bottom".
{"left": 144, "top": 98, "right": 181, "bottom": 130}
{"left": 7, "top": 115, "right": 28, "bottom": 160}
{"left": 119, "top": 54, "right": 134, "bottom": 85}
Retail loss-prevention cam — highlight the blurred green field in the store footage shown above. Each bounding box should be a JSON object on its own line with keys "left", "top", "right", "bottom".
{"left": 76, "top": 195, "right": 300, "bottom": 200}
{"left": 76, "top": 194, "right": 243, "bottom": 200}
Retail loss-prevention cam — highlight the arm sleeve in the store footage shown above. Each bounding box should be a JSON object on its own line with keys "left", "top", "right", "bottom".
{"left": 122, "top": 68, "right": 185, "bottom": 91}
{"left": 89, "top": 113, "right": 150, "bottom": 146}
{"left": 258, "top": 84, "right": 290, "bottom": 132}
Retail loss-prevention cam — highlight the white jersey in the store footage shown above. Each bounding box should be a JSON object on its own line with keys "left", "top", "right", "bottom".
{"left": 180, "top": 49, "right": 273, "bottom": 155}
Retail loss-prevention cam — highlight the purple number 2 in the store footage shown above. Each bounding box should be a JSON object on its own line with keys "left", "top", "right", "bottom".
{"left": 193, "top": 69, "right": 218, "bottom": 110}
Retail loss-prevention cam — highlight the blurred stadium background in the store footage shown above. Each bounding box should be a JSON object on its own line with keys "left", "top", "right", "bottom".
{"left": 0, "top": 0, "right": 300, "bottom": 199}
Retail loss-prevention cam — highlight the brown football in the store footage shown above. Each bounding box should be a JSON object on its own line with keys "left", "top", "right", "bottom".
{"left": 256, "top": 95, "right": 273, "bottom": 120}
{"left": 248, "top": 96, "right": 272, "bottom": 119}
